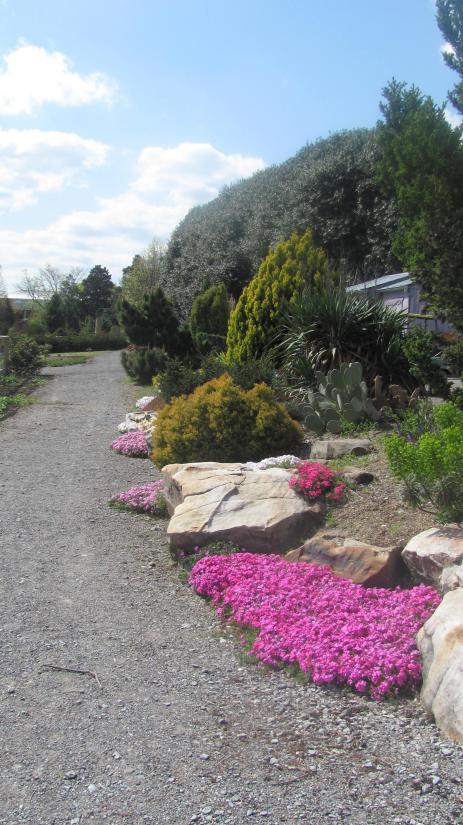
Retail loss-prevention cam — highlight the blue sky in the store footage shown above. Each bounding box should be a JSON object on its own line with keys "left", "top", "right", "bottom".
{"left": 0, "top": 0, "right": 458, "bottom": 292}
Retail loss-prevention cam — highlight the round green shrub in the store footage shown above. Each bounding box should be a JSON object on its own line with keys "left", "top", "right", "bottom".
{"left": 151, "top": 374, "right": 303, "bottom": 467}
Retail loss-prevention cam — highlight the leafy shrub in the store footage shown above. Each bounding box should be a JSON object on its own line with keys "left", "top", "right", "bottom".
{"left": 226, "top": 230, "right": 328, "bottom": 363}
{"left": 190, "top": 283, "right": 230, "bottom": 353}
{"left": 190, "top": 553, "right": 440, "bottom": 699}
{"left": 289, "top": 461, "right": 346, "bottom": 502}
{"left": 158, "top": 353, "right": 275, "bottom": 403}
{"left": 280, "top": 287, "right": 410, "bottom": 388}
{"left": 443, "top": 336, "right": 463, "bottom": 377}
{"left": 450, "top": 386, "right": 463, "bottom": 410}
{"left": 7, "top": 334, "right": 46, "bottom": 375}
{"left": 384, "top": 402, "right": 463, "bottom": 521}
{"left": 151, "top": 374, "right": 303, "bottom": 467}
{"left": 121, "top": 348, "right": 167, "bottom": 384}
{"left": 402, "top": 327, "right": 449, "bottom": 398}
{"left": 0, "top": 373, "right": 22, "bottom": 394}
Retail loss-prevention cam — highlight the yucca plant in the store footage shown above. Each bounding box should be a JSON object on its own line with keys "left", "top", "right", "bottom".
{"left": 279, "top": 287, "right": 412, "bottom": 390}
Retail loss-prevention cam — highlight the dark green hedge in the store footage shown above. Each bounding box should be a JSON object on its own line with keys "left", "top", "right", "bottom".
{"left": 35, "top": 333, "right": 127, "bottom": 352}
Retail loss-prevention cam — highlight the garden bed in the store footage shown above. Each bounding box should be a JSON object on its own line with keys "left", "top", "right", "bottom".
{"left": 324, "top": 435, "right": 437, "bottom": 546}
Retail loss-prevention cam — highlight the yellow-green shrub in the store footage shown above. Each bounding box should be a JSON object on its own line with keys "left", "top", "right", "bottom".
{"left": 226, "top": 229, "right": 328, "bottom": 363}
{"left": 151, "top": 374, "right": 303, "bottom": 467}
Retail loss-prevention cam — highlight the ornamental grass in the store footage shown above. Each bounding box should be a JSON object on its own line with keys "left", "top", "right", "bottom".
{"left": 190, "top": 553, "right": 440, "bottom": 700}
{"left": 110, "top": 431, "right": 149, "bottom": 458}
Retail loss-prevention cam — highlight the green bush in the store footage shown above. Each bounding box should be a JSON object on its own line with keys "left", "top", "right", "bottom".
{"left": 151, "top": 374, "right": 303, "bottom": 467}
{"left": 226, "top": 230, "right": 328, "bottom": 363}
{"left": 121, "top": 348, "right": 167, "bottom": 384}
{"left": 384, "top": 401, "right": 463, "bottom": 521}
{"left": 158, "top": 353, "right": 276, "bottom": 403}
{"left": 450, "top": 386, "right": 463, "bottom": 410}
{"left": 444, "top": 336, "right": 463, "bottom": 377}
{"left": 7, "top": 334, "right": 46, "bottom": 375}
{"left": 402, "top": 327, "right": 449, "bottom": 398}
{"left": 190, "top": 283, "right": 230, "bottom": 353}
{"left": 279, "top": 287, "right": 411, "bottom": 389}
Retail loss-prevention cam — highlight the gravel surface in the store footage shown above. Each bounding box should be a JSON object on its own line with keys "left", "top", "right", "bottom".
{"left": 0, "top": 351, "right": 462, "bottom": 825}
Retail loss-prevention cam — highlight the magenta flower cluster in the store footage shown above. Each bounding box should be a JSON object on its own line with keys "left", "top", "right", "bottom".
{"left": 189, "top": 553, "right": 440, "bottom": 699}
{"left": 289, "top": 461, "right": 346, "bottom": 502}
{"left": 110, "top": 480, "right": 164, "bottom": 514}
{"left": 110, "top": 431, "right": 149, "bottom": 458}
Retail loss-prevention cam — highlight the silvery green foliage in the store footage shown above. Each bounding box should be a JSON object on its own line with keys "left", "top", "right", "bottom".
{"left": 303, "top": 362, "right": 381, "bottom": 435}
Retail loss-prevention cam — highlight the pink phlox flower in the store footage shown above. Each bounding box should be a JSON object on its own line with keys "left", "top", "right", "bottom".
{"left": 110, "top": 480, "right": 164, "bottom": 514}
{"left": 111, "top": 431, "right": 149, "bottom": 458}
{"left": 189, "top": 553, "right": 440, "bottom": 699}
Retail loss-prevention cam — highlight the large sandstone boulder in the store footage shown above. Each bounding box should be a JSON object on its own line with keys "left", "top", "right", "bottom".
{"left": 285, "top": 534, "right": 404, "bottom": 587}
{"left": 310, "top": 439, "right": 372, "bottom": 460}
{"left": 418, "top": 589, "right": 463, "bottom": 743}
{"left": 440, "top": 563, "right": 463, "bottom": 594}
{"left": 162, "top": 462, "right": 324, "bottom": 553}
{"left": 403, "top": 526, "right": 463, "bottom": 587}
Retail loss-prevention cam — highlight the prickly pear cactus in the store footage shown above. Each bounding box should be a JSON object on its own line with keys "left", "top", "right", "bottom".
{"left": 303, "top": 362, "right": 381, "bottom": 434}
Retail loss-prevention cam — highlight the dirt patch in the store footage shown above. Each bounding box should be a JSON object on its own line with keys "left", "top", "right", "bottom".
{"left": 324, "top": 435, "right": 437, "bottom": 547}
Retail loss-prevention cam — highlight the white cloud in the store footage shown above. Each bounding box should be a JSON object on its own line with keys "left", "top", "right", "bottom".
{"left": 0, "top": 42, "right": 117, "bottom": 115}
{"left": 1, "top": 141, "right": 265, "bottom": 290}
{"left": 134, "top": 142, "right": 266, "bottom": 203}
{"left": 0, "top": 127, "right": 109, "bottom": 210}
{"left": 444, "top": 106, "right": 462, "bottom": 128}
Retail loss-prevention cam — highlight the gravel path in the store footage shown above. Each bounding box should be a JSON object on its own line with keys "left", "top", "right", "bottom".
{"left": 1, "top": 351, "right": 462, "bottom": 825}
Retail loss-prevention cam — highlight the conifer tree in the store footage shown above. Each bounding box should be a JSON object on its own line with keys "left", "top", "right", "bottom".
{"left": 226, "top": 230, "right": 328, "bottom": 363}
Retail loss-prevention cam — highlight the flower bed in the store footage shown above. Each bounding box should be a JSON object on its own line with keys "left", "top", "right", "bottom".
{"left": 110, "top": 480, "right": 166, "bottom": 515}
{"left": 110, "top": 431, "right": 149, "bottom": 458}
{"left": 289, "top": 461, "right": 346, "bottom": 502}
{"left": 190, "top": 553, "right": 440, "bottom": 699}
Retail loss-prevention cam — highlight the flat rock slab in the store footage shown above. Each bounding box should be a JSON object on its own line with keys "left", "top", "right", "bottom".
{"left": 310, "top": 438, "right": 372, "bottom": 460}
{"left": 162, "top": 462, "right": 324, "bottom": 553}
{"left": 403, "top": 526, "right": 463, "bottom": 587}
{"left": 285, "top": 533, "right": 403, "bottom": 587}
{"left": 418, "top": 589, "right": 463, "bottom": 743}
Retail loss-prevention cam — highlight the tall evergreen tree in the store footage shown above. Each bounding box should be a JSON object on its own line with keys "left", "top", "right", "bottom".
{"left": 437, "top": 0, "right": 463, "bottom": 115}
{"left": 81, "top": 265, "right": 114, "bottom": 333}
{"left": 377, "top": 79, "right": 463, "bottom": 329}
{"left": 45, "top": 293, "right": 66, "bottom": 333}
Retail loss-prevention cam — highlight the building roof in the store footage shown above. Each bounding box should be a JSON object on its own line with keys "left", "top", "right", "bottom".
{"left": 347, "top": 272, "right": 412, "bottom": 292}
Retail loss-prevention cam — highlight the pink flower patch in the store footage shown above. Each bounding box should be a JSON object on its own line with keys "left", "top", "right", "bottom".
{"left": 110, "top": 480, "right": 164, "bottom": 514}
{"left": 189, "top": 553, "right": 440, "bottom": 699}
{"left": 289, "top": 461, "right": 346, "bottom": 502}
{"left": 110, "top": 431, "right": 149, "bottom": 458}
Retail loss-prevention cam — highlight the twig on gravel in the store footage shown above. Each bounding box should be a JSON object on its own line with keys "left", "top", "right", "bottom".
{"left": 40, "top": 663, "right": 102, "bottom": 688}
